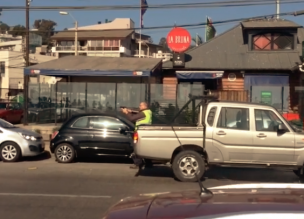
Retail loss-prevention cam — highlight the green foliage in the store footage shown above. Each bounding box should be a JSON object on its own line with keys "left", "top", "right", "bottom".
{"left": 0, "top": 23, "right": 10, "bottom": 34}
{"left": 9, "top": 25, "right": 26, "bottom": 37}
{"left": 52, "top": 127, "right": 59, "bottom": 132}
{"left": 158, "top": 37, "right": 170, "bottom": 52}
{"left": 191, "top": 35, "right": 203, "bottom": 46}
{"left": 33, "top": 19, "right": 57, "bottom": 47}
{"left": 34, "top": 129, "right": 41, "bottom": 134}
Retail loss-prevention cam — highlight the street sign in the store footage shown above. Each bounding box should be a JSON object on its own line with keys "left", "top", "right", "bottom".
{"left": 173, "top": 53, "right": 185, "bottom": 67}
{"left": 261, "top": 91, "right": 272, "bottom": 105}
{"left": 166, "top": 27, "right": 191, "bottom": 53}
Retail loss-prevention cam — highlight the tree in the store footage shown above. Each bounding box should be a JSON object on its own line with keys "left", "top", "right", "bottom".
{"left": 33, "top": 19, "right": 57, "bottom": 47}
{"left": 9, "top": 25, "right": 26, "bottom": 37}
{"left": 158, "top": 37, "right": 170, "bottom": 52}
{"left": 0, "top": 23, "right": 10, "bottom": 34}
{"left": 191, "top": 35, "right": 203, "bottom": 46}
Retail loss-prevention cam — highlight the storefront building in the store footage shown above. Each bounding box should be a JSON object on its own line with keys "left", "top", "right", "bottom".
{"left": 23, "top": 56, "right": 162, "bottom": 124}
{"left": 163, "top": 19, "right": 304, "bottom": 114}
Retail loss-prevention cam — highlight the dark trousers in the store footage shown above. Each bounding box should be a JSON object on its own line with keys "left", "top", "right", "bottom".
{"left": 131, "top": 153, "right": 143, "bottom": 166}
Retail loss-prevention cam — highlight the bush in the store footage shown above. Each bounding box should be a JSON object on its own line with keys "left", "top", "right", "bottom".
{"left": 34, "top": 129, "right": 41, "bottom": 134}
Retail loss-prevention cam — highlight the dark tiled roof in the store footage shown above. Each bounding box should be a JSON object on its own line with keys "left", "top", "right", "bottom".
{"left": 26, "top": 56, "right": 162, "bottom": 71}
{"left": 241, "top": 19, "right": 301, "bottom": 28}
{"left": 51, "top": 29, "right": 134, "bottom": 39}
{"left": 163, "top": 19, "right": 303, "bottom": 70}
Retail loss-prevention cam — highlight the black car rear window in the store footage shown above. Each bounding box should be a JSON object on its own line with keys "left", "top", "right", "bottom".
{"left": 72, "top": 116, "right": 89, "bottom": 128}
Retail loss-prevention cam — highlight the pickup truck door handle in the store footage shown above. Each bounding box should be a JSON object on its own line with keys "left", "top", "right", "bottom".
{"left": 257, "top": 133, "right": 267, "bottom": 138}
{"left": 216, "top": 131, "right": 226, "bottom": 135}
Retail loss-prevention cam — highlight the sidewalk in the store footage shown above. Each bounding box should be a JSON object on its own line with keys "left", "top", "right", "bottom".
{"left": 17, "top": 123, "right": 62, "bottom": 140}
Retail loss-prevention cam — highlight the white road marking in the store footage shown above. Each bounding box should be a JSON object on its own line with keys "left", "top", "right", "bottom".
{"left": 0, "top": 193, "right": 111, "bottom": 198}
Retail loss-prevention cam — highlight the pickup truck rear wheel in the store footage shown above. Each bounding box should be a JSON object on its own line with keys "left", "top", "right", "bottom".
{"left": 172, "top": 150, "right": 205, "bottom": 182}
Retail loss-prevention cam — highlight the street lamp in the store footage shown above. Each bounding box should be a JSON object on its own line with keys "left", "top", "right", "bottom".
{"left": 59, "top": 11, "right": 78, "bottom": 56}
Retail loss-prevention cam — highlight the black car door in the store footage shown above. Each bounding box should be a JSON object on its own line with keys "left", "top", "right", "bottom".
{"left": 88, "top": 116, "right": 132, "bottom": 155}
{"left": 68, "top": 116, "right": 92, "bottom": 154}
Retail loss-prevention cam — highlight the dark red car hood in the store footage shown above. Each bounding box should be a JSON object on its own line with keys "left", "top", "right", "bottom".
{"left": 103, "top": 185, "right": 304, "bottom": 219}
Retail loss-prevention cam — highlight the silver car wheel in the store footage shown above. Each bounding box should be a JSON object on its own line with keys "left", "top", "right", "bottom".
{"left": 56, "top": 145, "right": 73, "bottom": 162}
{"left": 2, "top": 145, "right": 17, "bottom": 161}
{"left": 179, "top": 156, "right": 199, "bottom": 177}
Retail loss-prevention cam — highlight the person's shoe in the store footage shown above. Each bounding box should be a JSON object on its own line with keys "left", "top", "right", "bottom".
{"left": 130, "top": 164, "right": 139, "bottom": 169}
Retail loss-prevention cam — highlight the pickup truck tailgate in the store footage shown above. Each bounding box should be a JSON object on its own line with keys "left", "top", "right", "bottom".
{"left": 134, "top": 126, "right": 205, "bottom": 160}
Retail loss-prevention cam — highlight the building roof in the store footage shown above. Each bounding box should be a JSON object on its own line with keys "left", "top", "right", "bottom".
{"left": 163, "top": 19, "right": 303, "bottom": 71}
{"left": 25, "top": 56, "right": 162, "bottom": 77}
{"left": 241, "top": 19, "right": 302, "bottom": 29}
{"left": 51, "top": 29, "right": 134, "bottom": 39}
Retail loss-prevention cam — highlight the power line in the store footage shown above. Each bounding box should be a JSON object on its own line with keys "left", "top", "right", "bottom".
{"left": 4, "top": 10, "right": 301, "bottom": 34}
{"left": 0, "top": 0, "right": 303, "bottom": 11}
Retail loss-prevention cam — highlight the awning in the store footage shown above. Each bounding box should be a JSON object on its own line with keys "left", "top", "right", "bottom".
{"left": 176, "top": 71, "right": 224, "bottom": 80}
{"left": 24, "top": 69, "right": 151, "bottom": 77}
{"left": 244, "top": 74, "right": 289, "bottom": 90}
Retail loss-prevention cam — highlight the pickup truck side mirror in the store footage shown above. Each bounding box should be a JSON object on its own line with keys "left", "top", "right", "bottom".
{"left": 277, "top": 124, "right": 287, "bottom": 133}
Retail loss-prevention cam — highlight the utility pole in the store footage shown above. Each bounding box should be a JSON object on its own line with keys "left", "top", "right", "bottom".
{"left": 75, "top": 21, "right": 78, "bottom": 56}
{"left": 23, "top": 0, "right": 30, "bottom": 125}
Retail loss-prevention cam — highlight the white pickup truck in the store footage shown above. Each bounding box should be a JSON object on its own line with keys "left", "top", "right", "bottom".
{"left": 133, "top": 96, "right": 304, "bottom": 182}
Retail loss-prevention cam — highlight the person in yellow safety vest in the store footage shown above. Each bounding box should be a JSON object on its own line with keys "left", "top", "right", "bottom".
{"left": 121, "top": 102, "right": 152, "bottom": 169}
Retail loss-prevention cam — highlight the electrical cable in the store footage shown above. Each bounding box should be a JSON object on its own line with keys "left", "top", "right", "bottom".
{"left": 1, "top": 10, "right": 300, "bottom": 34}
{"left": 0, "top": 0, "right": 303, "bottom": 11}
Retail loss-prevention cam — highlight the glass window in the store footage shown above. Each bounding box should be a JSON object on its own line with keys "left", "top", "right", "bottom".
{"left": 72, "top": 116, "right": 89, "bottom": 128}
{"left": 11, "top": 103, "right": 20, "bottom": 110}
{"left": 252, "top": 33, "right": 294, "bottom": 50}
{"left": 90, "top": 116, "right": 124, "bottom": 130}
{"left": 0, "top": 103, "right": 7, "bottom": 109}
{"left": 0, "top": 61, "right": 5, "bottom": 74}
{"left": 207, "top": 107, "right": 217, "bottom": 126}
{"left": 255, "top": 109, "right": 285, "bottom": 132}
{"left": 217, "top": 107, "right": 249, "bottom": 130}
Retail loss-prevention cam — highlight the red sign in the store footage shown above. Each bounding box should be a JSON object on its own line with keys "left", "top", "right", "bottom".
{"left": 166, "top": 27, "right": 191, "bottom": 53}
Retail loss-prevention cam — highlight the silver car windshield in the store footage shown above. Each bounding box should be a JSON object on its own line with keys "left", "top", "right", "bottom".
{"left": 0, "top": 119, "right": 15, "bottom": 128}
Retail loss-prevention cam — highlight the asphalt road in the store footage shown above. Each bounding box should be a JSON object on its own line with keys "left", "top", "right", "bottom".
{"left": 0, "top": 150, "right": 302, "bottom": 219}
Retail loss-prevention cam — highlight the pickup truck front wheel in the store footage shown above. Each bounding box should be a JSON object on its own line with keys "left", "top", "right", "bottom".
{"left": 172, "top": 150, "right": 205, "bottom": 182}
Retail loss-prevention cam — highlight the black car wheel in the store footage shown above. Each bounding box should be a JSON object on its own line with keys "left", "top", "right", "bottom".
{"left": 55, "top": 143, "right": 75, "bottom": 163}
{"left": 0, "top": 142, "right": 21, "bottom": 162}
{"left": 172, "top": 150, "right": 205, "bottom": 182}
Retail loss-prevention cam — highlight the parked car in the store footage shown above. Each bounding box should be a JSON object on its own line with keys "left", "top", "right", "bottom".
{"left": 102, "top": 183, "right": 304, "bottom": 219}
{"left": 0, "top": 119, "right": 45, "bottom": 162}
{"left": 0, "top": 102, "right": 23, "bottom": 124}
{"left": 134, "top": 96, "right": 304, "bottom": 182}
{"left": 50, "top": 113, "right": 135, "bottom": 163}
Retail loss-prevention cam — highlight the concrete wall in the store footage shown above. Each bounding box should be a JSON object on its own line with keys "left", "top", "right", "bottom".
{"left": 69, "top": 18, "right": 135, "bottom": 30}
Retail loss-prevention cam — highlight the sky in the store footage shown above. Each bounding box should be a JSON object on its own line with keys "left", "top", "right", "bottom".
{"left": 1, "top": 0, "right": 304, "bottom": 44}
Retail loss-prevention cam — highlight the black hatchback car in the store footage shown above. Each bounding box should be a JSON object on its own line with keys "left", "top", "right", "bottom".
{"left": 50, "top": 113, "right": 135, "bottom": 163}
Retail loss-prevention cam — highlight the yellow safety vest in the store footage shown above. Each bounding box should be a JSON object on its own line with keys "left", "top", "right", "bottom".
{"left": 135, "top": 109, "right": 152, "bottom": 130}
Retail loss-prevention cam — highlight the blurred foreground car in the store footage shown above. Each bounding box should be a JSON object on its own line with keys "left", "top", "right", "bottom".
{"left": 102, "top": 183, "right": 304, "bottom": 219}
{"left": 0, "top": 119, "right": 44, "bottom": 162}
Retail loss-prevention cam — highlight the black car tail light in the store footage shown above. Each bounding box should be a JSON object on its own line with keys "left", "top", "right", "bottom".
{"left": 51, "top": 131, "right": 59, "bottom": 140}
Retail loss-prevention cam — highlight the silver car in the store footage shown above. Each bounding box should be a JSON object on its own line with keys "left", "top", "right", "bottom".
{"left": 0, "top": 119, "right": 45, "bottom": 162}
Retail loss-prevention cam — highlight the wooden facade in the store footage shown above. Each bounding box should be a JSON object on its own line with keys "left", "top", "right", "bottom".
{"left": 218, "top": 72, "right": 244, "bottom": 91}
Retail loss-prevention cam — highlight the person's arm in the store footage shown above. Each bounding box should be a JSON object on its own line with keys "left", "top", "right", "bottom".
{"left": 125, "top": 112, "right": 145, "bottom": 122}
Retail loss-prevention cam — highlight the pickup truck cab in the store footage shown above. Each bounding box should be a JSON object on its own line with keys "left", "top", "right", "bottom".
{"left": 134, "top": 99, "right": 304, "bottom": 182}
